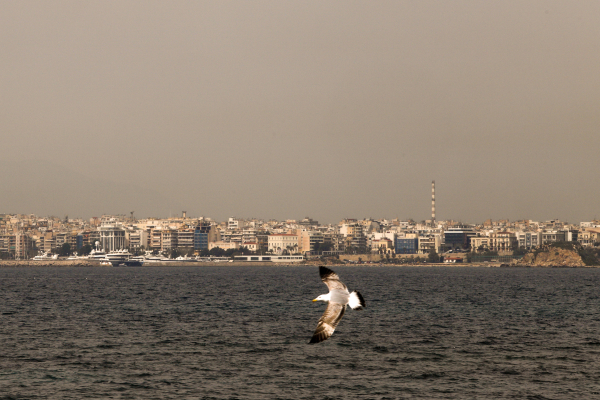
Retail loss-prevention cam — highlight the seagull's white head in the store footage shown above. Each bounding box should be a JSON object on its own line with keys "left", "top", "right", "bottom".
{"left": 312, "top": 293, "right": 330, "bottom": 303}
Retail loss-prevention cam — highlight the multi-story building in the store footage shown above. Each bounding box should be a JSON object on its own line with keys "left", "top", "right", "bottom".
{"left": 127, "top": 229, "right": 149, "bottom": 250}
{"left": 228, "top": 217, "right": 246, "bottom": 231}
{"left": 0, "top": 234, "right": 9, "bottom": 253}
{"left": 76, "top": 230, "right": 95, "bottom": 249}
{"left": 396, "top": 234, "right": 419, "bottom": 254}
{"left": 36, "top": 231, "right": 55, "bottom": 253}
{"left": 99, "top": 224, "right": 126, "bottom": 251}
{"left": 6, "top": 233, "right": 34, "bottom": 259}
{"left": 163, "top": 230, "right": 178, "bottom": 250}
{"left": 577, "top": 229, "right": 595, "bottom": 247}
{"left": 53, "top": 231, "right": 78, "bottom": 250}
{"left": 444, "top": 227, "right": 476, "bottom": 250}
{"left": 340, "top": 223, "right": 367, "bottom": 252}
{"left": 298, "top": 230, "right": 324, "bottom": 254}
{"left": 418, "top": 234, "right": 442, "bottom": 254}
{"left": 268, "top": 233, "right": 299, "bottom": 254}
{"left": 490, "top": 231, "right": 517, "bottom": 252}
{"left": 176, "top": 229, "right": 195, "bottom": 250}
{"left": 542, "top": 230, "right": 567, "bottom": 244}
{"left": 515, "top": 232, "right": 542, "bottom": 249}
{"left": 471, "top": 231, "right": 517, "bottom": 252}
{"left": 194, "top": 222, "right": 220, "bottom": 251}
{"left": 372, "top": 238, "right": 394, "bottom": 254}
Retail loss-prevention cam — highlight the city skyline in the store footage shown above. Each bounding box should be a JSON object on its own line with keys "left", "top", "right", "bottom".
{"left": 2, "top": 1, "right": 599, "bottom": 224}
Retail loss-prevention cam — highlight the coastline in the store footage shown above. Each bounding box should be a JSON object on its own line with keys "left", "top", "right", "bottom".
{"left": 0, "top": 260, "right": 595, "bottom": 268}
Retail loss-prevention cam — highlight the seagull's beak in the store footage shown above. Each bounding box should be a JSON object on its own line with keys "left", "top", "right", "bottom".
{"left": 312, "top": 298, "right": 317, "bottom": 302}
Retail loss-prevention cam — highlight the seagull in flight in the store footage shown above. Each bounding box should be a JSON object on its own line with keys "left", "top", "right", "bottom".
{"left": 309, "top": 266, "right": 365, "bottom": 344}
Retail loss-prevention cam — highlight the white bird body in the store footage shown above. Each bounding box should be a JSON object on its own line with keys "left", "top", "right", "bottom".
{"left": 310, "top": 266, "right": 365, "bottom": 344}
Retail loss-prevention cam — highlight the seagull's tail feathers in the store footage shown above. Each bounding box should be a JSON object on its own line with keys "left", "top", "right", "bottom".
{"left": 349, "top": 291, "right": 365, "bottom": 310}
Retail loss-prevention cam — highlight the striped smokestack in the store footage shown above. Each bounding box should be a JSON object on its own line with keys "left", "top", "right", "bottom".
{"left": 431, "top": 180, "right": 436, "bottom": 225}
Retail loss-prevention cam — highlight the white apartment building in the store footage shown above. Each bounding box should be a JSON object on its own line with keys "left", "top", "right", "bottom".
{"left": 515, "top": 231, "right": 542, "bottom": 249}
{"left": 268, "top": 233, "right": 299, "bottom": 255}
{"left": 228, "top": 217, "right": 246, "bottom": 230}
{"left": 99, "top": 224, "right": 126, "bottom": 251}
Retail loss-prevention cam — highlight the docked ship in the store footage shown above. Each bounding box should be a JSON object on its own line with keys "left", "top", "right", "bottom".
{"left": 87, "top": 241, "right": 108, "bottom": 261}
{"left": 87, "top": 248, "right": 108, "bottom": 261}
{"left": 32, "top": 252, "right": 58, "bottom": 261}
{"left": 122, "top": 258, "right": 144, "bottom": 267}
{"left": 106, "top": 249, "right": 132, "bottom": 265}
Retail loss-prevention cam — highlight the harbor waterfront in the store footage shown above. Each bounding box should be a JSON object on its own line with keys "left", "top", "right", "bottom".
{"left": 0, "top": 260, "right": 597, "bottom": 268}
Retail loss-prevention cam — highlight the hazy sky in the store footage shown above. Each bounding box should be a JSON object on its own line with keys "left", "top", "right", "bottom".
{"left": 1, "top": 1, "right": 599, "bottom": 223}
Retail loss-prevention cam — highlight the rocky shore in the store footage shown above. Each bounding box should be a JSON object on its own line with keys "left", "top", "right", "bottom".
{"left": 0, "top": 260, "right": 100, "bottom": 267}
{"left": 514, "top": 245, "right": 588, "bottom": 267}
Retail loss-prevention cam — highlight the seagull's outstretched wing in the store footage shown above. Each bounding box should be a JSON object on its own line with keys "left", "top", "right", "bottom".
{"left": 319, "top": 266, "right": 347, "bottom": 291}
{"left": 309, "top": 302, "right": 346, "bottom": 344}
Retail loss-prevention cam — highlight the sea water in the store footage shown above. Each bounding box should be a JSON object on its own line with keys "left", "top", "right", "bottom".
{"left": 1, "top": 266, "right": 599, "bottom": 399}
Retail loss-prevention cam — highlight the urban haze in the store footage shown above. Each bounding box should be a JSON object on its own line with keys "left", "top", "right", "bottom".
{"left": 1, "top": 1, "right": 599, "bottom": 224}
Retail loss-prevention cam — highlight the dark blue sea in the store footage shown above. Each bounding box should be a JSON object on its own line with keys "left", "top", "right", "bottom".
{"left": 1, "top": 266, "right": 600, "bottom": 399}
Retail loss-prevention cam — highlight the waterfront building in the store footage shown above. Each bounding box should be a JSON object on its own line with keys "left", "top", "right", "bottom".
{"left": 444, "top": 227, "right": 476, "bottom": 251}
{"left": 418, "top": 234, "right": 442, "bottom": 254}
{"left": 127, "top": 229, "right": 149, "bottom": 250}
{"left": 395, "top": 236, "right": 419, "bottom": 254}
{"left": 0, "top": 234, "right": 9, "bottom": 254}
{"left": 471, "top": 231, "right": 517, "bottom": 252}
{"left": 13, "top": 233, "right": 33, "bottom": 259}
{"left": 99, "top": 224, "right": 126, "bottom": 251}
{"left": 268, "top": 233, "right": 299, "bottom": 254}
{"left": 36, "top": 231, "right": 55, "bottom": 253}
{"left": 76, "top": 230, "right": 95, "bottom": 249}
{"left": 176, "top": 229, "right": 195, "bottom": 250}
{"left": 577, "top": 229, "right": 595, "bottom": 247}
{"left": 541, "top": 230, "right": 567, "bottom": 244}
{"left": 515, "top": 231, "right": 542, "bottom": 249}
{"left": 340, "top": 222, "right": 367, "bottom": 252}
{"left": 0, "top": 233, "right": 34, "bottom": 259}
{"left": 395, "top": 233, "right": 419, "bottom": 254}
{"left": 297, "top": 229, "right": 324, "bottom": 254}
{"left": 372, "top": 238, "right": 394, "bottom": 254}
{"left": 194, "top": 222, "right": 220, "bottom": 251}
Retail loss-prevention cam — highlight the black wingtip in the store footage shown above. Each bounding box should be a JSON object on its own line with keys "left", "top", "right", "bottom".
{"left": 354, "top": 290, "right": 366, "bottom": 308}
{"left": 319, "top": 265, "right": 333, "bottom": 273}
{"left": 308, "top": 335, "right": 328, "bottom": 344}
{"left": 319, "top": 266, "right": 336, "bottom": 279}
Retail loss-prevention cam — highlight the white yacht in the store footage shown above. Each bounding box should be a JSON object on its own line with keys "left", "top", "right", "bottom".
{"left": 142, "top": 252, "right": 163, "bottom": 263}
{"left": 175, "top": 255, "right": 196, "bottom": 262}
{"left": 32, "top": 252, "right": 58, "bottom": 261}
{"left": 67, "top": 252, "right": 85, "bottom": 260}
{"left": 87, "top": 248, "right": 108, "bottom": 261}
{"left": 106, "top": 249, "right": 132, "bottom": 264}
